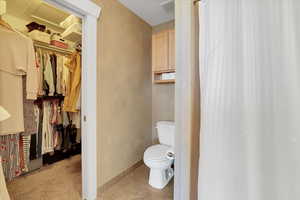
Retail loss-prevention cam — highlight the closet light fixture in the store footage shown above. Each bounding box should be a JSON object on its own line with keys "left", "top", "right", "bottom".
{"left": 0, "top": 106, "right": 10, "bottom": 122}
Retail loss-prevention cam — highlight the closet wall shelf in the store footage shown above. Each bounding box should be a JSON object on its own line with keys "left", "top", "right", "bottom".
{"left": 154, "top": 79, "right": 175, "bottom": 84}
{"left": 153, "top": 69, "right": 175, "bottom": 74}
{"left": 33, "top": 40, "right": 73, "bottom": 55}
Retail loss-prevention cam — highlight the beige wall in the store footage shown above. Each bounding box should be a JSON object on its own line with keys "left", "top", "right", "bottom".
{"left": 93, "top": 0, "right": 153, "bottom": 188}
{"left": 152, "top": 21, "right": 176, "bottom": 142}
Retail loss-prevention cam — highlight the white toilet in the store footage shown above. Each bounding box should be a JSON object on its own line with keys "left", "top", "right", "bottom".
{"left": 143, "top": 121, "right": 175, "bottom": 189}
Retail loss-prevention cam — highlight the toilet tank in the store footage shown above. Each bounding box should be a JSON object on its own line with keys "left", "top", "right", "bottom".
{"left": 156, "top": 121, "right": 175, "bottom": 147}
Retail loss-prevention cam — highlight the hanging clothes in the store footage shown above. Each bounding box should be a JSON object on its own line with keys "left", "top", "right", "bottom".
{"left": 36, "top": 49, "right": 45, "bottom": 96}
{"left": 21, "top": 135, "right": 31, "bottom": 171}
{"left": 42, "top": 101, "right": 54, "bottom": 154}
{"left": 22, "top": 77, "right": 38, "bottom": 134}
{"left": 0, "top": 22, "right": 82, "bottom": 180}
{"left": 63, "top": 51, "right": 81, "bottom": 112}
{"left": 34, "top": 103, "right": 43, "bottom": 158}
{"left": 61, "top": 56, "right": 70, "bottom": 97}
{"left": 56, "top": 54, "right": 64, "bottom": 95}
{"left": 50, "top": 54, "right": 57, "bottom": 95}
{"left": 0, "top": 134, "right": 22, "bottom": 181}
{"left": 18, "top": 136, "right": 26, "bottom": 172}
{"left": 0, "top": 27, "right": 37, "bottom": 96}
{"left": 43, "top": 53, "right": 55, "bottom": 96}
{"left": 0, "top": 26, "right": 38, "bottom": 135}
{"left": 29, "top": 134, "right": 37, "bottom": 160}
{"left": 0, "top": 72, "right": 24, "bottom": 135}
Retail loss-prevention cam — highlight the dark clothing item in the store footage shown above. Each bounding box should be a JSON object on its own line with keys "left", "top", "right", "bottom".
{"left": 69, "top": 125, "right": 77, "bottom": 144}
{"left": 42, "top": 54, "right": 49, "bottom": 95}
{"left": 33, "top": 99, "right": 44, "bottom": 158}
{"left": 29, "top": 134, "right": 37, "bottom": 160}
{"left": 62, "top": 126, "right": 70, "bottom": 151}
{"left": 26, "top": 22, "right": 46, "bottom": 32}
{"left": 37, "top": 105, "right": 43, "bottom": 158}
{"left": 50, "top": 54, "right": 57, "bottom": 94}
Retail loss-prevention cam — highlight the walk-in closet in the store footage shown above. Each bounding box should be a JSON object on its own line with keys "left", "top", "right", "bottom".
{"left": 0, "top": 0, "right": 83, "bottom": 199}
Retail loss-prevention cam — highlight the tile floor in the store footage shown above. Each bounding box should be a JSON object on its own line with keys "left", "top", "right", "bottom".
{"left": 7, "top": 155, "right": 82, "bottom": 200}
{"left": 98, "top": 165, "right": 173, "bottom": 200}
{"left": 6, "top": 155, "right": 173, "bottom": 200}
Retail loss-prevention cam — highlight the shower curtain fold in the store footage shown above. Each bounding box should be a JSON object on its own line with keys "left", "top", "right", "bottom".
{"left": 198, "top": 1, "right": 300, "bottom": 200}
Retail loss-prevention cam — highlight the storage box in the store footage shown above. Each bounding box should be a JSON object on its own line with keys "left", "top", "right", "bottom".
{"left": 28, "top": 30, "right": 50, "bottom": 44}
{"left": 50, "top": 40, "right": 68, "bottom": 49}
{"left": 61, "top": 23, "right": 82, "bottom": 42}
{"left": 60, "top": 15, "right": 81, "bottom": 29}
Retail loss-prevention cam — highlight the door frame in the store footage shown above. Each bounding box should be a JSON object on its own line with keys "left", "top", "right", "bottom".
{"left": 174, "top": 0, "right": 200, "bottom": 200}
{"left": 43, "top": 0, "right": 101, "bottom": 199}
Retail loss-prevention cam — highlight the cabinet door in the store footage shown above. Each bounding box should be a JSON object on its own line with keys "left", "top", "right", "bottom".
{"left": 152, "top": 30, "right": 169, "bottom": 72}
{"left": 168, "top": 29, "right": 175, "bottom": 70}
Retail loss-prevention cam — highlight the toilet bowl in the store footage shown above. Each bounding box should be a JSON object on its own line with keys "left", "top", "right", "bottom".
{"left": 143, "top": 121, "right": 175, "bottom": 189}
{"left": 144, "top": 144, "right": 174, "bottom": 189}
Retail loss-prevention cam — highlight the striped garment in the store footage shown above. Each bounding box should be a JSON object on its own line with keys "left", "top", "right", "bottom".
{"left": 21, "top": 134, "right": 31, "bottom": 172}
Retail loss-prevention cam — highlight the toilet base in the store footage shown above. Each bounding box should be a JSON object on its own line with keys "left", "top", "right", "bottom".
{"left": 148, "top": 167, "right": 174, "bottom": 189}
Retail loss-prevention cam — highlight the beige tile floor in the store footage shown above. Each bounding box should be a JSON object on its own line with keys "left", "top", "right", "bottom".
{"left": 7, "top": 155, "right": 82, "bottom": 200}
{"left": 98, "top": 165, "right": 173, "bottom": 200}
{"left": 7, "top": 155, "right": 173, "bottom": 200}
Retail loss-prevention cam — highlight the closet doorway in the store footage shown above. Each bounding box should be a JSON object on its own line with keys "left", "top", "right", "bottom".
{"left": 0, "top": 0, "right": 100, "bottom": 199}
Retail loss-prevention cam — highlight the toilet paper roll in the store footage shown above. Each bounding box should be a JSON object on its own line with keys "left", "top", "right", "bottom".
{"left": 166, "top": 148, "right": 175, "bottom": 160}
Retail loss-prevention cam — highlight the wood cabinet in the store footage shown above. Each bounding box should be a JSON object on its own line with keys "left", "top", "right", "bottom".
{"left": 152, "top": 30, "right": 169, "bottom": 72}
{"left": 168, "top": 29, "right": 175, "bottom": 70}
{"left": 152, "top": 29, "right": 175, "bottom": 72}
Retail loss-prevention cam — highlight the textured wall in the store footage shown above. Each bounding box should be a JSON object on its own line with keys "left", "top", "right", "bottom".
{"left": 92, "top": 0, "right": 153, "bottom": 188}
{"left": 152, "top": 21, "right": 176, "bottom": 142}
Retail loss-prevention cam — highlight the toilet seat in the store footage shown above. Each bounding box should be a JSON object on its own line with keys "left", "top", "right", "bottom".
{"left": 144, "top": 144, "right": 173, "bottom": 169}
{"left": 144, "top": 144, "right": 169, "bottom": 161}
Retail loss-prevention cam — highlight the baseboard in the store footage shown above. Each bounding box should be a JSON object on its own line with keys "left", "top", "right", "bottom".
{"left": 98, "top": 160, "right": 143, "bottom": 193}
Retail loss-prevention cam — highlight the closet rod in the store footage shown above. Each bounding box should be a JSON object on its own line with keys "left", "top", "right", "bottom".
{"left": 34, "top": 41, "right": 73, "bottom": 55}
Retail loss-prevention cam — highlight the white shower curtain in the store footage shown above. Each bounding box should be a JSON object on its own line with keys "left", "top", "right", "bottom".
{"left": 198, "top": 1, "right": 300, "bottom": 200}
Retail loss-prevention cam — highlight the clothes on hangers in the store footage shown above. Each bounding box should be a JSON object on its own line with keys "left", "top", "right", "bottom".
{"left": 0, "top": 26, "right": 38, "bottom": 135}
{"left": 56, "top": 55, "right": 64, "bottom": 95}
{"left": 63, "top": 51, "right": 81, "bottom": 112}
{"left": 22, "top": 77, "right": 38, "bottom": 134}
{"left": 42, "top": 101, "right": 54, "bottom": 154}
{"left": 32, "top": 98, "right": 80, "bottom": 155}
{"left": 36, "top": 49, "right": 45, "bottom": 96}
{"left": 36, "top": 49, "right": 75, "bottom": 102}
{"left": 61, "top": 56, "right": 70, "bottom": 97}
{"left": 43, "top": 53, "right": 55, "bottom": 96}
{"left": 0, "top": 20, "right": 82, "bottom": 182}
{"left": 0, "top": 27, "right": 37, "bottom": 97}
{"left": 0, "top": 134, "right": 22, "bottom": 181}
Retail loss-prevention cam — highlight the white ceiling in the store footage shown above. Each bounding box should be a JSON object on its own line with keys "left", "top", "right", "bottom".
{"left": 118, "top": 0, "right": 175, "bottom": 26}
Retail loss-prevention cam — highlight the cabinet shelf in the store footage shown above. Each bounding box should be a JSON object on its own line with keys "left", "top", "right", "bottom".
{"left": 154, "top": 79, "right": 175, "bottom": 84}
{"left": 153, "top": 69, "right": 175, "bottom": 74}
